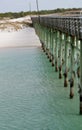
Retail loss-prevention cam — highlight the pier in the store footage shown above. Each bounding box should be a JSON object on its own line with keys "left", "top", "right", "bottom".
{"left": 31, "top": 15, "right": 82, "bottom": 115}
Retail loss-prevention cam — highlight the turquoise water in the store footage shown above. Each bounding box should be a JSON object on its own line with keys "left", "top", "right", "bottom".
{"left": 0, "top": 46, "right": 82, "bottom": 130}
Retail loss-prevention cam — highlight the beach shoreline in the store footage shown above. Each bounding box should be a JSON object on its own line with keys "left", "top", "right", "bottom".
{"left": 0, "top": 16, "right": 40, "bottom": 48}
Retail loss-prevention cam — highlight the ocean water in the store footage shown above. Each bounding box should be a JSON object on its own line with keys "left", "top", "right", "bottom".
{"left": 0, "top": 27, "right": 82, "bottom": 130}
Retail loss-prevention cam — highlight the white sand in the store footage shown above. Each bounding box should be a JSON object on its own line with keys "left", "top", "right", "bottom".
{"left": 0, "top": 27, "right": 41, "bottom": 48}
{"left": 9, "top": 16, "right": 31, "bottom": 23}
{"left": 0, "top": 16, "right": 41, "bottom": 48}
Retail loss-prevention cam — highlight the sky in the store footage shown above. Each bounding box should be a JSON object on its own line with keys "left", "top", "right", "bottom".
{"left": 0, "top": 0, "right": 82, "bottom": 13}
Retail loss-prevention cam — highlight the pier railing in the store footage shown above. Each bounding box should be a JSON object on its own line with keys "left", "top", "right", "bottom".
{"left": 32, "top": 16, "right": 82, "bottom": 39}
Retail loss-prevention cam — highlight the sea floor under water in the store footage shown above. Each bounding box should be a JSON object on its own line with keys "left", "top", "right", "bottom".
{"left": 0, "top": 27, "right": 82, "bottom": 130}
{"left": 0, "top": 47, "right": 82, "bottom": 130}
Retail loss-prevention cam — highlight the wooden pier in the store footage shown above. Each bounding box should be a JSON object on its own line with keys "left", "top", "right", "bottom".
{"left": 31, "top": 15, "right": 82, "bottom": 115}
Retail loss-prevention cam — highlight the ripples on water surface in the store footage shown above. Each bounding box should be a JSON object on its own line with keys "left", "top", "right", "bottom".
{"left": 0, "top": 28, "right": 82, "bottom": 130}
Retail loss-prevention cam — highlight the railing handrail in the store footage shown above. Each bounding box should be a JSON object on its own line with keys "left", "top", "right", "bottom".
{"left": 31, "top": 16, "right": 82, "bottom": 39}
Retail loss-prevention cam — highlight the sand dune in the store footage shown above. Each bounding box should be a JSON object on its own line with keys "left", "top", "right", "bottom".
{"left": 0, "top": 16, "right": 32, "bottom": 32}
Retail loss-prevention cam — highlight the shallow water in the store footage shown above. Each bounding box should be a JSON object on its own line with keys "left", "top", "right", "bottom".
{"left": 0, "top": 28, "right": 82, "bottom": 130}
{"left": 0, "top": 27, "right": 40, "bottom": 47}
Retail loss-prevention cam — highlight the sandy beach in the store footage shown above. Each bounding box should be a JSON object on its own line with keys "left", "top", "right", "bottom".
{"left": 0, "top": 16, "right": 41, "bottom": 48}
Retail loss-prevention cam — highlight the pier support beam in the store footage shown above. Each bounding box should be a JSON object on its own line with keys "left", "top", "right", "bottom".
{"left": 51, "top": 30, "right": 55, "bottom": 67}
{"left": 75, "top": 38, "right": 80, "bottom": 91}
{"left": 50, "top": 29, "right": 53, "bottom": 63}
{"left": 46, "top": 28, "right": 50, "bottom": 59}
{"left": 69, "top": 36, "right": 75, "bottom": 99}
{"left": 80, "top": 40, "right": 82, "bottom": 114}
{"left": 48, "top": 29, "right": 52, "bottom": 62}
{"left": 46, "top": 28, "right": 49, "bottom": 58}
{"left": 59, "top": 32, "right": 62, "bottom": 79}
{"left": 64, "top": 34, "right": 68, "bottom": 87}
{"left": 43, "top": 27, "right": 46, "bottom": 52}
{"left": 44, "top": 27, "right": 48, "bottom": 55}
{"left": 55, "top": 31, "right": 59, "bottom": 72}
